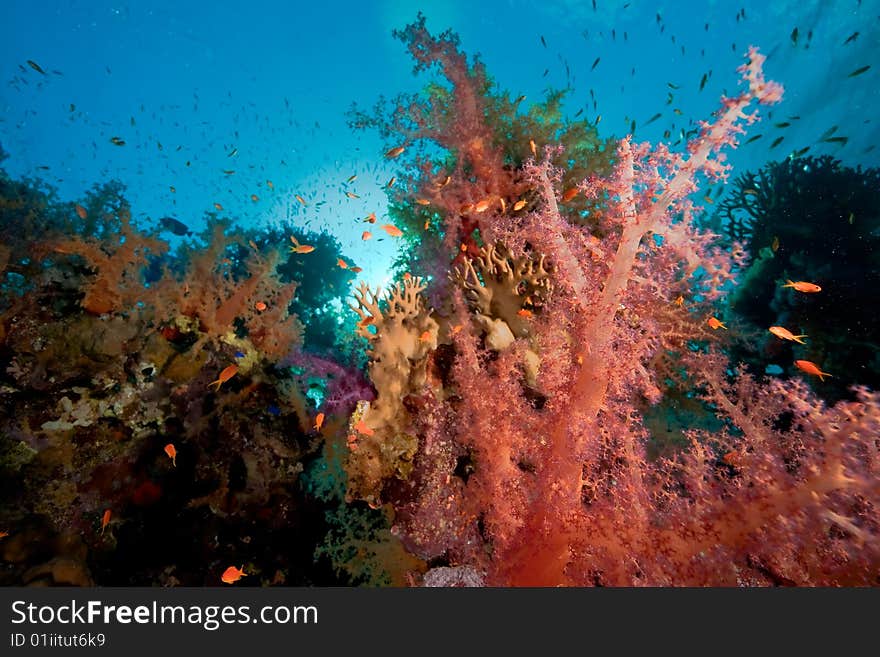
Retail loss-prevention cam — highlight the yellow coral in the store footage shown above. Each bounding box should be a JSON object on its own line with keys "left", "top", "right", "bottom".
{"left": 345, "top": 277, "right": 438, "bottom": 505}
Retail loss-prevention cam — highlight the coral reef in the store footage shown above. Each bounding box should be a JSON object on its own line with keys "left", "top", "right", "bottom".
{"left": 345, "top": 18, "right": 879, "bottom": 586}
{"left": 2, "top": 15, "right": 878, "bottom": 588}
{"left": 0, "top": 174, "right": 356, "bottom": 586}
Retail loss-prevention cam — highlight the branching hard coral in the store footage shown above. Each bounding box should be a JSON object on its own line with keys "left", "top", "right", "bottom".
{"left": 345, "top": 277, "right": 438, "bottom": 505}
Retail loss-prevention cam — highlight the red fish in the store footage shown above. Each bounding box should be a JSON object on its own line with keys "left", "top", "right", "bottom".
{"left": 208, "top": 364, "right": 239, "bottom": 391}
{"left": 221, "top": 565, "right": 247, "bottom": 584}
{"left": 381, "top": 224, "right": 403, "bottom": 237}
{"left": 782, "top": 280, "right": 821, "bottom": 293}
{"left": 101, "top": 509, "right": 111, "bottom": 535}
{"left": 795, "top": 360, "right": 832, "bottom": 381}
{"left": 164, "top": 443, "right": 177, "bottom": 467}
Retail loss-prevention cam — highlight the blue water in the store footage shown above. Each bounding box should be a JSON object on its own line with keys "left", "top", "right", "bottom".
{"left": 1, "top": 0, "right": 877, "bottom": 286}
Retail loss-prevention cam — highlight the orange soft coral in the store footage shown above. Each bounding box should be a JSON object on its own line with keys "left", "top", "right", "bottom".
{"left": 50, "top": 209, "right": 167, "bottom": 315}
{"left": 154, "top": 224, "right": 301, "bottom": 360}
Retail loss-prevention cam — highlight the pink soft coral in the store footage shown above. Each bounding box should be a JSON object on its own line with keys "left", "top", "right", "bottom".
{"left": 360, "top": 27, "right": 879, "bottom": 586}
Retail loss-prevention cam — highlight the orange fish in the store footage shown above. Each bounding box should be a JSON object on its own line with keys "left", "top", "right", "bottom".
{"left": 782, "top": 280, "right": 821, "bottom": 293}
{"left": 450, "top": 324, "right": 463, "bottom": 335}
{"left": 255, "top": 301, "right": 267, "bottom": 311}
{"left": 795, "top": 359, "right": 832, "bottom": 381}
{"left": 424, "top": 220, "right": 430, "bottom": 230}
{"left": 561, "top": 187, "right": 579, "bottom": 202}
{"left": 349, "top": 266, "right": 363, "bottom": 274}
{"left": 381, "top": 224, "right": 403, "bottom": 237}
{"left": 221, "top": 565, "right": 247, "bottom": 584}
{"left": 75, "top": 204, "right": 87, "bottom": 219}
{"left": 208, "top": 364, "right": 239, "bottom": 391}
{"left": 529, "top": 139, "right": 537, "bottom": 157}
{"left": 250, "top": 194, "right": 259, "bottom": 202}
{"left": 337, "top": 258, "right": 349, "bottom": 269}
{"left": 214, "top": 202, "right": 224, "bottom": 211}
{"left": 419, "top": 330, "right": 432, "bottom": 342}
{"left": 361, "top": 231, "right": 372, "bottom": 241}
{"left": 314, "top": 412, "right": 325, "bottom": 431}
{"left": 513, "top": 199, "right": 527, "bottom": 211}
{"left": 673, "top": 295, "right": 685, "bottom": 307}
{"left": 769, "top": 326, "right": 807, "bottom": 344}
{"left": 0, "top": 531, "right": 8, "bottom": 539}
{"left": 474, "top": 198, "right": 492, "bottom": 213}
{"left": 363, "top": 212, "right": 376, "bottom": 223}
{"left": 290, "top": 244, "right": 315, "bottom": 254}
{"left": 266, "top": 180, "right": 274, "bottom": 189}
{"left": 353, "top": 419, "right": 374, "bottom": 436}
{"left": 707, "top": 317, "right": 727, "bottom": 330}
{"left": 415, "top": 198, "right": 431, "bottom": 206}
{"left": 101, "top": 509, "right": 111, "bottom": 535}
{"left": 164, "top": 443, "right": 177, "bottom": 467}
{"left": 384, "top": 145, "right": 405, "bottom": 159}
{"left": 517, "top": 308, "right": 533, "bottom": 318}
{"left": 386, "top": 177, "right": 396, "bottom": 188}
{"left": 345, "top": 191, "right": 360, "bottom": 199}
{"left": 295, "top": 194, "right": 307, "bottom": 206}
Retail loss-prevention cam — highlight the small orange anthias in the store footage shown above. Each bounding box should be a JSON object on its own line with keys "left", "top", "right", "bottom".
{"left": 221, "top": 565, "right": 247, "bottom": 584}
{"left": 101, "top": 509, "right": 112, "bottom": 535}
{"left": 707, "top": 316, "right": 727, "bottom": 330}
{"left": 164, "top": 443, "right": 177, "bottom": 467}
{"left": 314, "top": 412, "right": 325, "bottom": 432}
{"left": 782, "top": 279, "right": 822, "bottom": 293}
{"left": 769, "top": 326, "right": 807, "bottom": 344}
{"left": 795, "top": 359, "right": 832, "bottom": 381}
{"left": 208, "top": 364, "right": 239, "bottom": 391}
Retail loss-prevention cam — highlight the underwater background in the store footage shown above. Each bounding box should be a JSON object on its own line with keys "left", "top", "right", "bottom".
{"left": 0, "top": 0, "right": 878, "bottom": 586}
